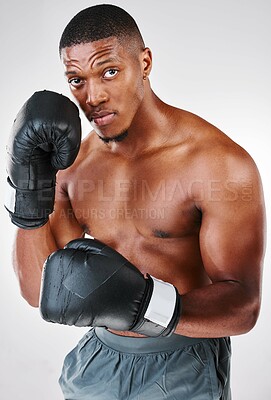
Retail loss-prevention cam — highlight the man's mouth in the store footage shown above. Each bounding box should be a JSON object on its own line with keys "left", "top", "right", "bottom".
{"left": 90, "top": 111, "right": 116, "bottom": 127}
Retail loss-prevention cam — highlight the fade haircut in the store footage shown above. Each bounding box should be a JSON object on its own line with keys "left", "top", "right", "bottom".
{"left": 59, "top": 4, "right": 145, "bottom": 55}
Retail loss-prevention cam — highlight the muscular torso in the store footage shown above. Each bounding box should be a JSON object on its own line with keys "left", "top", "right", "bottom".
{"left": 69, "top": 144, "right": 209, "bottom": 284}
{"left": 54, "top": 109, "right": 241, "bottom": 336}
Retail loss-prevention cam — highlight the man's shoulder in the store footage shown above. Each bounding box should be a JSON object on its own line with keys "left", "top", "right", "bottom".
{"left": 175, "top": 108, "right": 249, "bottom": 155}
{"left": 172, "top": 107, "right": 231, "bottom": 143}
{"left": 169, "top": 106, "right": 257, "bottom": 178}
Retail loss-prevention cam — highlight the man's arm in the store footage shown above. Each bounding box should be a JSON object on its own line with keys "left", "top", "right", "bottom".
{"left": 13, "top": 224, "right": 58, "bottom": 307}
{"left": 13, "top": 180, "right": 84, "bottom": 307}
{"left": 176, "top": 150, "right": 266, "bottom": 337}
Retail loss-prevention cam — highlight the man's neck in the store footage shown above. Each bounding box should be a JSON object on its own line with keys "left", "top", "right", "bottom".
{"left": 105, "top": 91, "right": 173, "bottom": 159}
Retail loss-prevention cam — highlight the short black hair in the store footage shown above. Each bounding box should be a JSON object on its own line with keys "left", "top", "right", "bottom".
{"left": 59, "top": 4, "right": 145, "bottom": 54}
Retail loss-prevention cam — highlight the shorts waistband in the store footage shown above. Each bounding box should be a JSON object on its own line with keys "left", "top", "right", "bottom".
{"left": 94, "top": 328, "right": 210, "bottom": 354}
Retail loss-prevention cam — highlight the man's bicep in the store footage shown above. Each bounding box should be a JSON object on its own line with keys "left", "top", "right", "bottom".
{"left": 199, "top": 173, "right": 265, "bottom": 288}
{"left": 49, "top": 180, "right": 84, "bottom": 248}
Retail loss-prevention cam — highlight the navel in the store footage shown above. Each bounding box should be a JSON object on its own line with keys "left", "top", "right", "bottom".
{"left": 81, "top": 224, "right": 91, "bottom": 236}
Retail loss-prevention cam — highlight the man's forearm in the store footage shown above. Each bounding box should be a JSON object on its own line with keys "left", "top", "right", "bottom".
{"left": 175, "top": 280, "right": 260, "bottom": 338}
{"left": 13, "top": 223, "right": 58, "bottom": 307}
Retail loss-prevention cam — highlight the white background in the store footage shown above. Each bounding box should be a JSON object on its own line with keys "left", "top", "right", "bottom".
{"left": 0, "top": 0, "right": 270, "bottom": 398}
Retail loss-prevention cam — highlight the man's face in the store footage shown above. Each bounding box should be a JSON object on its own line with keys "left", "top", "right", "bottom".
{"left": 61, "top": 37, "right": 147, "bottom": 141}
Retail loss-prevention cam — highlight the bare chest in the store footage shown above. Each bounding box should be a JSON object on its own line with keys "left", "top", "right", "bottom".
{"left": 64, "top": 152, "right": 208, "bottom": 290}
{"left": 67, "top": 157, "right": 201, "bottom": 242}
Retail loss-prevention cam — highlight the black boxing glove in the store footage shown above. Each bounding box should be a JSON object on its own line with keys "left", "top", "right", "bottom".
{"left": 40, "top": 238, "right": 181, "bottom": 337}
{"left": 5, "top": 90, "right": 81, "bottom": 229}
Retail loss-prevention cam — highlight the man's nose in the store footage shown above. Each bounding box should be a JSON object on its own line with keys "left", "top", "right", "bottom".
{"left": 86, "top": 80, "right": 108, "bottom": 107}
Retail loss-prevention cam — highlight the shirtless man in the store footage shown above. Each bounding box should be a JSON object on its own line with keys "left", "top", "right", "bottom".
{"left": 6, "top": 4, "right": 265, "bottom": 400}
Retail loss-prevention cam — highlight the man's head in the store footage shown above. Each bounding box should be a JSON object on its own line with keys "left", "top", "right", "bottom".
{"left": 59, "top": 5, "right": 152, "bottom": 143}
{"left": 59, "top": 4, "right": 145, "bottom": 57}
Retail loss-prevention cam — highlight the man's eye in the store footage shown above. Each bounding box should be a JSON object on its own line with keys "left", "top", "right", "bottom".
{"left": 104, "top": 69, "right": 118, "bottom": 78}
{"left": 68, "top": 78, "right": 82, "bottom": 87}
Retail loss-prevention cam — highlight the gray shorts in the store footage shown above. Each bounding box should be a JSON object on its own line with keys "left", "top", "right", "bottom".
{"left": 59, "top": 328, "right": 231, "bottom": 400}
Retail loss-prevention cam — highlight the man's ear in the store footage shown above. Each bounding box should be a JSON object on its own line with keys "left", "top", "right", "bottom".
{"left": 142, "top": 47, "right": 152, "bottom": 80}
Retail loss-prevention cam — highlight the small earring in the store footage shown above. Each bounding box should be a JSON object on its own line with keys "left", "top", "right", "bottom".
{"left": 143, "top": 75, "right": 147, "bottom": 80}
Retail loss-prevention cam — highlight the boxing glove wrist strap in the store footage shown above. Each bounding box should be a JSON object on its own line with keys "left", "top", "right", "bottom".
{"left": 5, "top": 177, "right": 55, "bottom": 227}
{"left": 144, "top": 276, "right": 177, "bottom": 327}
{"left": 133, "top": 275, "right": 181, "bottom": 337}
